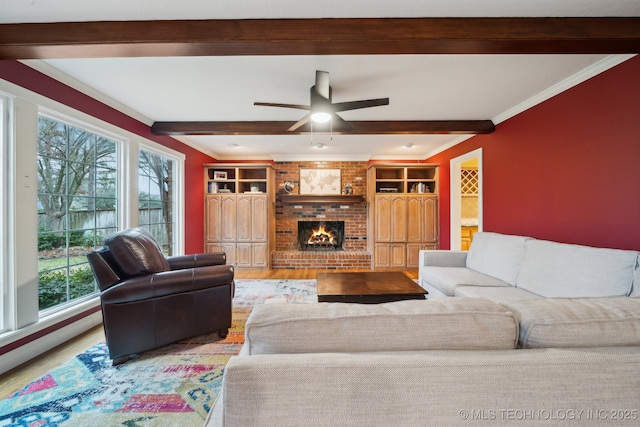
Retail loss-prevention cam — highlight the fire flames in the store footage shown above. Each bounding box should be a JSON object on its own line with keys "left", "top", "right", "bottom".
{"left": 307, "top": 224, "right": 337, "bottom": 247}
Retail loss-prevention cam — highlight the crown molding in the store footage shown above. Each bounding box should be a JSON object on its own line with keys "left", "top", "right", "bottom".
{"left": 492, "top": 54, "right": 636, "bottom": 125}
{"left": 424, "top": 54, "right": 636, "bottom": 159}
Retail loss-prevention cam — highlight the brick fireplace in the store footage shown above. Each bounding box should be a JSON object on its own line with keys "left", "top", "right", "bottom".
{"left": 272, "top": 161, "right": 371, "bottom": 269}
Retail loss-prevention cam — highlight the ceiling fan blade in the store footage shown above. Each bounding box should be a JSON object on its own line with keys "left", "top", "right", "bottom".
{"left": 287, "top": 113, "right": 312, "bottom": 131}
{"left": 314, "top": 70, "right": 330, "bottom": 99}
{"left": 331, "top": 113, "right": 352, "bottom": 131}
{"left": 333, "top": 98, "right": 389, "bottom": 112}
{"left": 254, "top": 102, "right": 310, "bottom": 110}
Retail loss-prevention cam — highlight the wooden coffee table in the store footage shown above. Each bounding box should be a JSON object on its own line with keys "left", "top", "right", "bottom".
{"left": 317, "top": 272, "right": 427, "bottom": 303}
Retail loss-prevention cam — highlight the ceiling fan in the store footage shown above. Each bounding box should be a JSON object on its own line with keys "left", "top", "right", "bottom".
{"left": 254, "top": 70, "right": 389, "bottom": 132}
{"left": 150, "top": 69, "right": 495, "bottom": 136}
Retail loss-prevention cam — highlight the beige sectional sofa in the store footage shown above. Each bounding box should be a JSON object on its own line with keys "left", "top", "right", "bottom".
{"left": 419, "top": 232, "right": 638, "bottom": 300}
{"left": 208, "top": 232, "right": 640, "bottom": 426}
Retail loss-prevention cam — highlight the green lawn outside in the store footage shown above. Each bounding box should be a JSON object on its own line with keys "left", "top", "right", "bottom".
{"left": 38, "top": 256, "right": 89, "bottom": 271}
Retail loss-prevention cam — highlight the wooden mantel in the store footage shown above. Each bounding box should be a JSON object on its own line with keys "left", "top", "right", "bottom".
{"left": 277, "top": 194, "right": 365, "bottom": 204}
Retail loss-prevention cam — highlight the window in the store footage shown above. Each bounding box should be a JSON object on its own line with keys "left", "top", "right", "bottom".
{"left": 0, "top": 78, "right": 185, "bottom": 357}
{"left": 138, "top": 149, "right": 175, "bottom": 256}
{"left": 37, "top": 115, "right": 118, "bottom": 312}
{"left": 0, "top": 95, "right": 5, "bottom": 331}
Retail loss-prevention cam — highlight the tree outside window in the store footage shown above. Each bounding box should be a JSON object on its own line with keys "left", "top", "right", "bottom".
{"left": 138, "top": 150, "right": 174, "bottom": 256}
{"left": 37, "top": 116, "right": 118, "bottom": 311}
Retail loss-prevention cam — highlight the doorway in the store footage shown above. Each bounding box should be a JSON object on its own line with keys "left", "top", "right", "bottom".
{"left": 450, "top": 148, "right": 483, "bottom": 250}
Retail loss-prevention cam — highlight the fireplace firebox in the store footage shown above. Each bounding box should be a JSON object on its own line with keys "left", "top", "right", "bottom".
{"left": 298, "top": 221, "right": 345, "bottom": 251}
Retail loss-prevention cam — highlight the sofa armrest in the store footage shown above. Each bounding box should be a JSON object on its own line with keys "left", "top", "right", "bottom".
{"left": 419, "top": 249, "right": 468, "bottom": 267}
{"left": 100, "top": 264, "right": 234, "bottom": 304}
{"left": 167, "top": 252, "right": 226, "bottom": 270}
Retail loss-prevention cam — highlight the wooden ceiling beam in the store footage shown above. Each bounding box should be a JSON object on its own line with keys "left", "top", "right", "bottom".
{"left": 151, "top": 120, "right": 496, "bottom": 136}
{"left": 1, "top": 17, "right": 640, "bottom": 59}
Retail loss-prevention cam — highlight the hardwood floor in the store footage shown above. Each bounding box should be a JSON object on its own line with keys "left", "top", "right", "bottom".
{"left": 0, "top": 268, "right": 417, "bottom": 399}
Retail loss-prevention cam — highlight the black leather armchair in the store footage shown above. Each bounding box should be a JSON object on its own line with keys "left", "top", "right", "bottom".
{"left": 87, "top": 228, "right": 234, "bottom": 365}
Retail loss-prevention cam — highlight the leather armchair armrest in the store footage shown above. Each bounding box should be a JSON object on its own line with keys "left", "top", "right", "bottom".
{"left": 167, "top": 252, "right": 226, "bottom": 270}
{"left": 87, "top": 250, "right": 122, "bottom": 291}
{"left": 100, "top": 264, "right": 234, "bottom": 304}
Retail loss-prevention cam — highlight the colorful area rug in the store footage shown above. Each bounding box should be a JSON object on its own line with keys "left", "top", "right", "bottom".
{"left": 0, "top": 279, "right": 317, "bottom": 427}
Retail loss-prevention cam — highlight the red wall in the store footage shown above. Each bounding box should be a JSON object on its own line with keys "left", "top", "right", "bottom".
{"left": 428, "top": 55, "right": 640, "bottom": 251}
{"left": 0, "top": 61, "right": 215, "bottom": 254}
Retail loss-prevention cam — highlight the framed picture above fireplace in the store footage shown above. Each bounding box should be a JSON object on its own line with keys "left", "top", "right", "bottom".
{"left": 299, "top": 169, "right": 341, "bottom": 195}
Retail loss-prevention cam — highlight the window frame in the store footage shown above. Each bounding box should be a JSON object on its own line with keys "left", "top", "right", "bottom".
{"left": 0, "top": 92, "right": 9, "bottom": 333}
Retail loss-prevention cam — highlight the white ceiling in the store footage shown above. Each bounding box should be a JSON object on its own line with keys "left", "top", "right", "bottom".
{"left": 3, "top": 0, "right": 639, "bottom": 22}
{"left": 3, "top": 1, "right": 640, "bottom": 161}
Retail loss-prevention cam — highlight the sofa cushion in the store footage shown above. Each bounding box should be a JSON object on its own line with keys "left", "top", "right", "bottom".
{"left": 502, "top": 298, "right": 640, "bottom": 349}
{"left": 243, "top": 298, "right": 518, "bottom": 355}
{"left": 465, "top": 232, "right": 529, "bottom": 285}
{"left": 421, "top": 266, "right": 510, "bottom": 296}
{"left": 104, "top": 227, "right": 170, "bottom": 277}
{"left": 454, "top": 285, "right": 542, "bottom": 302}
{"left": 516, "top": 240, "right": 637, "bottom": 298}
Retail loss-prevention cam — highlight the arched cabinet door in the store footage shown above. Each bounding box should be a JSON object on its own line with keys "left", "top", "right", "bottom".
{"left": 220, "top": 195, "right": 237, "bottom": 242}
{"left": 205, "top": 195, "right": 222, "bottom": 242}
{"left": 236, "top": 194, "right": 252, "bottom": 242}
{"left": 374, "top": 195, "right": 392, "bottom": 242}
{"left": 421, "top": 195, "right": 438, "bottom": 243}
{"left": 251, "top": 195, "right": 268, "bottom": 242}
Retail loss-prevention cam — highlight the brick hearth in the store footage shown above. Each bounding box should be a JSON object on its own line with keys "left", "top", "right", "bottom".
{"left": 271, "top": 250, "right": 371, "bottom": 269}
{"left": 273, "top": 161, "right": 371, "bottom": 269}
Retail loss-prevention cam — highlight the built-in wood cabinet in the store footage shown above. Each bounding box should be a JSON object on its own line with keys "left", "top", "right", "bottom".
{"left": 212, "top": 195, "right": 236, "bottom": 242}
{"left": 374, "top": 194, "right": 407, "bottom": 242}
{"left": 374, "top": 242, "right": 407, "bottom": 268}
{"left": 204, "top": 164, "right": 275, "bottom": 269}
{"left": 367, "top": 164, "right": 439, "bottom": 269}
{"left": 406, "top": 194, "right": 439, "bottom": 267}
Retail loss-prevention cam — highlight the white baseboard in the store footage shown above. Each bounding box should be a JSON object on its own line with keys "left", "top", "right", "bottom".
{"left": 0, "top": 311, "right": 103, "bottom": 376}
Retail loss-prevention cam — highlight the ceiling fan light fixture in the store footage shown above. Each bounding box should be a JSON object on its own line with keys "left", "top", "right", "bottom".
{"left": 403, "top": 143, "right": 414, "bottom": 149}
{"left": 227, "top": 143, "right": 239, "bottom": 148}
{"left": 310, "top": 111, "right": 331, "bottom": 123}
{"left": 313, "top": 143, "right": 325, "bottom": 149}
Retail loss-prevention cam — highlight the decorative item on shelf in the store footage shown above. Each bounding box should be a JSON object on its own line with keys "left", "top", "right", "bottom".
{"left": 219, "top": 184, "right": 231, "bottom": 193}
{"left": 213, "top": 171, "right": 227, "bottom": 180}
{"left": 283, "top": 181, "right": 295, "bottom": 194}
{"left": 416, "top": 182, "right": 431, "bottom": 193}
{"left": 250, "top": 182, "right": 261, "bottom": 193}
{"left": 344, "top": 182, "right": 353, "bottom": 195}
{"left": 410, "top": 183, "right": 417, "bottom": 193}
{"left": 208, "top": 181, "right": 219, "bottom": 193}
